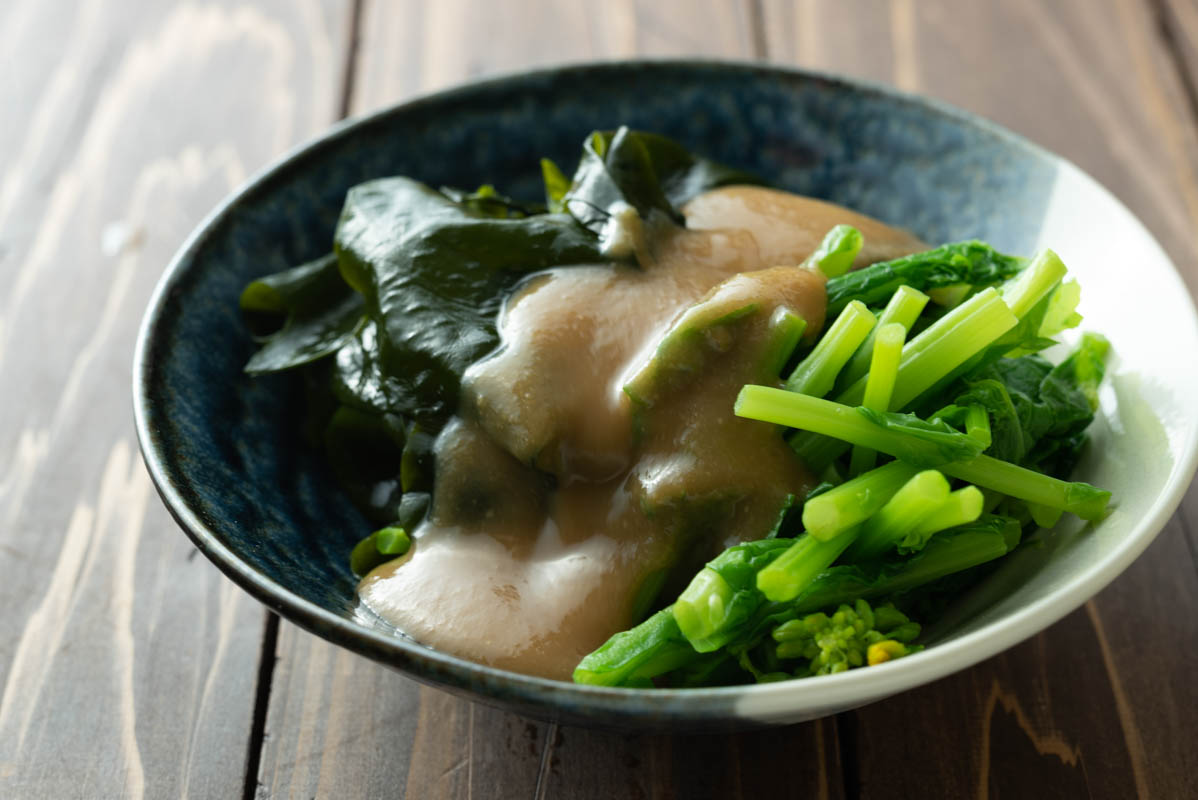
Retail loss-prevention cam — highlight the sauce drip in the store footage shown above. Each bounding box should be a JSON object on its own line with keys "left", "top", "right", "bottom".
{"left": 358, "top": 186, "right": 923, "bottom": 679}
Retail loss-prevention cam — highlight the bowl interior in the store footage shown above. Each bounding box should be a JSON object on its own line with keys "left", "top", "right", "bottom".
{"left": 136, "top": 62, "right": 1198, "bottom": 727}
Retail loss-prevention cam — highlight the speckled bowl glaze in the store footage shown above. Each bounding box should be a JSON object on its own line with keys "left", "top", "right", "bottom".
{"left": 134, "top": 61, "right": 1198, "bottom": 730}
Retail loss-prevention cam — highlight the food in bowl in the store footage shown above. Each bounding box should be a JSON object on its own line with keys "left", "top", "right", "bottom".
{"left": 238, "top": 127, "right": 1110, "bottom": 685}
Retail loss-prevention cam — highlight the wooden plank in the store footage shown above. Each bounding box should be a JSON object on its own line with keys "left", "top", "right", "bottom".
{"left": 1158, "top": 0, "right": 1198, "bottom": 137}
{"left": 1158, "top": 0, "right": 1198, "bottom": 562}
{"left": 349, "top": 0, "right": 758, "bottom": 112}
{"left": 259, "top": 622, "right": 547, "bottom": 799}
{"left": 263, "top": 615, "right": 848, "bottom": 800}
{"left": 539, "top": 717, "right": 844, "bottom": 800}
{"left": 0, "top": 0, "right": 349, "bottom": 797}
{"left": 255, "top": 2, "right": 844, "bottom": 798}
{"left": 761, "top": 0, "right": 1198, "bottom": 797}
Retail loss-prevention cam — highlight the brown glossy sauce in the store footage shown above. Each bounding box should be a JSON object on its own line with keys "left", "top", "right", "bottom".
{"left": 358, "top": 186, "right": 923, "bottom": 679}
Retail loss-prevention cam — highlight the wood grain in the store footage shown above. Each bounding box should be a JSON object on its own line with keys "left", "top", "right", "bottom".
{"left": 537, "top": 717, "right": 844, "bottom": 800}
{"left": 5, "top": 0, "right": 1195, "bottom": 797}
{"left": 349, "top": 0, "right": 759, "bottom": 110}
{"left": 260, "top": 621, "right": 846, "bottom": 800}
{"left": 1159, "top": 0, "right": 1198, "bottom": 558}
{"left": 762, "top": 0, "right": 1198, "bottom": 294}
{"left": 258, "top": 623, "right": 546, "bottom": 799}
{"left": 761, "top": 1, "right": 1198, "bottom": 797}
{"left": 1157, "top": 0, "right": 1198, "bottom": 139}
{"left": 0, "top": 0, "right": 349, "bottom": 796}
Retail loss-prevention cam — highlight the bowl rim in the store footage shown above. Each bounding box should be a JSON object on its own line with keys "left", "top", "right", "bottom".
{"left": 133, "top": 57, "right": 1198, "bottom": 722}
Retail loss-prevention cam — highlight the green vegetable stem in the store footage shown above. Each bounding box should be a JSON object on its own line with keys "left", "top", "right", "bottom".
{"left": 800, "top": 460, "right": 920, "bottom": 541}
{"left": 837, "top": 285, "right": 929, "bottom": 389}
{"left": 845, "top": 470, "right": 952, "bottom": 561}
{"left": 802, "top": 224, "right": 864, "bottom": 278}
{"left": 349, "top": 525, "right": 411, "bottom": 576}
{"left": 739, "top": 388, "right": 984, "bottom": 468}
{"left": 849, "top": 322, "right": 907, "bottom": 475}
{"left": 672, "top": 538, "right": 795, "bottom": 652}
{"left": 793, "top": 516, "right": 1021, "bottom": 612}
{"left": 572, "top": 608, "right": 696, "bottom": 688}
{"left": 756, "top": 528, "right": 860, "bottom": 603}
{"left": 784, "top": 300, "right": 875, "bottom": 397}
{"left": 737, "top": 387, "right": 1109, "bottom": 520}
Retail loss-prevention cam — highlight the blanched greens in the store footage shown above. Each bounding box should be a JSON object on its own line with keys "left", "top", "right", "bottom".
{"left": 575, "top": 228, "right": 1112, "bottom": 688}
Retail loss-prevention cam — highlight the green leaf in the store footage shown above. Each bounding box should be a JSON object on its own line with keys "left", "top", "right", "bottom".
{"left": 1043, "top": 332, "right": 1109, "bottom": 414}
{"left": 437, "top": 184, "right": 544, "bottom": 218}
{"left": 240, "top": 252, "right": 340, "bottom": 316}
{"left": 330, "top": 320, "right": 405, "bottom": 415}
{"left": 540, "top": 158, "right": 571, "bottom": 213}
{"left": 958, "top": 336, "right": 1108, "bottom": 476}
{"left": 245, "top": 296, "right": 362, "bottom": 374}
{"left": 1037, "top": 279, "right": 1083, "bottom": 339}
{"left": 854, "top": 407, "right": 986, "bottom": 467}
{"left": 334, "top": 177, "right": 604, "bottom": 423}
{"left": 562, "top": 126, "right": 761, "bottom": 240}
{"left": 824, "top": 241, "right": 1025, "bottom": 316}
{"left": 949, "top": 379, "right": 1025, "bottom": 462}
{"left": 573, "top": 607, "right": 697, "bottom": 687}
{"left": 241, "top": 253, "right": 365, "bottom": 374}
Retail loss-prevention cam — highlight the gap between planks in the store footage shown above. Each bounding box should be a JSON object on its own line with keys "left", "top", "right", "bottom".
{"left": 744, "top": 0, "right": 768, "bottom": 60}
{"left": 242, "top": 612, "right": 280, "bottom": 800}
{"left": 241, "top": 2, "right": 365, "bottom": 796}
{"left": 337, "top": 0, "right": 365, "bottom": 120}
{"left": 1149, "top": 0, "right": 1198, "bottom": 137}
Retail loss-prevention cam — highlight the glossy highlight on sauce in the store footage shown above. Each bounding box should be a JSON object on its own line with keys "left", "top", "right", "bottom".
{"left": 358, "top": 186, "right": 924, "bottom": 679}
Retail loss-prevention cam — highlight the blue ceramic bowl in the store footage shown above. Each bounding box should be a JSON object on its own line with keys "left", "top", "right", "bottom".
{"left": 134, "top": 61, "right": 1198, "bottom": 729}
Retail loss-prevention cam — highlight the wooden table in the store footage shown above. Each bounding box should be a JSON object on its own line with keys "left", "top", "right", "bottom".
{"left": 4, "top": 1, "right": 1197, "bottom": 797}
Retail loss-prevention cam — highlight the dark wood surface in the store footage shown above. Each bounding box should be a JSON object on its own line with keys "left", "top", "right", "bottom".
{"left": 2, "top": 1, "right": 1196, "bottom": 797}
